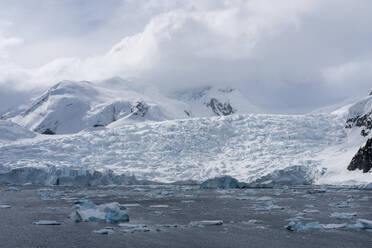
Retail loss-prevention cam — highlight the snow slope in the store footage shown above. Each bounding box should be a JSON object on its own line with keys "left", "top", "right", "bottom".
{"left": 0, "top": 120, "right": 36, "bottom": 142}
{"left": 2, "top": 79, "right": 259, "bottom": 134}
{"left": 2, "top": 112, "right": 366, "bottom": 184}
{"left": 5, "top": 80, "right": 187, "bottom": 134}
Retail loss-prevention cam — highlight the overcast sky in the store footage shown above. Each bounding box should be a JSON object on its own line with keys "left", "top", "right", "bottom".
{"left": 0, "top": 0, "right": 371, "bottom": 113}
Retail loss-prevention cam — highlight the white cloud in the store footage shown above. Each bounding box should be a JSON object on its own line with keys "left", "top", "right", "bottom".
{"left": 0, "top": 0, "right": 372, "bottom": 113}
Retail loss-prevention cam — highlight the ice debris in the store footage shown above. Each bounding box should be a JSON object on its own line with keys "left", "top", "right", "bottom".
{"left": 71, "top": 200, "right": 129, "bottom": 223}
{"left": 0, "top": 205, "right": 11, "bottom": 208}
{"left": 349, "top": 219, "right": 372, "bottom": 230}
{"left": 330, "top": 212, "right": 357, "bottom": 219}
{"left": 190, "top": 220, "right": 223, "bottom": 227}
{"left": 149, "top": 205, "right": 169, "bottom": 208}
{"left": 329, "top": 200, "right": 352, "bottom": 208}
{"left": 285, "top": 221, "right": 343, "bottom": 231}
{"left": 119, "top": 223, "right": 151, "bottom": 233}
{"left": 93, "top": 228, "right": 114, "bottom": 235}
{"left": 243, "top": 219, "right": 264, "bottom": 225}
{"left": 33, "top": 220, "right": 61, "bottom": 225}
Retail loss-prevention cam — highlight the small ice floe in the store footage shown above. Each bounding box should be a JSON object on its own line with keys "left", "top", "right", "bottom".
{"left": 286, "top": 221, "right": 322, "bottom": 231}
{"left": 120, "top": 203, "right": 141, "bottom": 208}
{"left": 5, "top": 187, "right": 20, "bottom": 192}
{"left": 93, "top": 227, "right": 114, "bottom": 235}
{"left": 149, "top": 205, "right": 169, "bottom": 208}
{"left": 235, "top": 196, "right": 257, "bottom": 201}
{"left": 0, "top": 205, "right": 11, "bottom": 208}
{"left": 181, "top": 200, "right": 194, "bottom": 203}
{"left": 286, "top": 220, "right": 347, "bottom": 231}
{"left": 254, "top": 200, "right": 284, "bottom": 211}
{"left": 322, "top": 223, "right": 347, "bottom": 229}
{"left": 71, "top": 200, "right": 129, "bottom": 223}
{"left": 189, "top": 220, "right": 223, "bottom": 227}
{"left": 119, "top": 223, "right": 151, "bottom": 233}
{"left": 304, "top": 204, "right": 315, "bottom": 208}
{"left": 242, "top": 219, "right": 263, "bottom": 225}
{"left": 330, "top": 212, "right": 357, "bottom": 219}
{"left": 348, "top": 219, "right": 372, "bottom": 230}
{"left": 303, "top": 209, "right": 320, "bottom": 214}
{"left": 256, "top": 196, "right": 273, "bottom": 201}
{"left": 33, "top": 220, "right": 61, "bottom": 225}
{"left": 329, "top": 200, "right": 352, "bottom": 208}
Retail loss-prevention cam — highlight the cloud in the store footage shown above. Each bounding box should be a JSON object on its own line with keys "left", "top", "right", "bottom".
{"left": 0, "top": 0, "right": 372, "bottom": 113}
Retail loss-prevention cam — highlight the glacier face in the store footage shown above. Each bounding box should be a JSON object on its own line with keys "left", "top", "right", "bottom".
{"left": 0, "top": 112, "right": 359, "bottom": 184}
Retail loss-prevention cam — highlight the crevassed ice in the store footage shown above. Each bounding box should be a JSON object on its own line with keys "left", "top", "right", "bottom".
{"left": 0, "top": 113, "right": 351, "bottom": 184}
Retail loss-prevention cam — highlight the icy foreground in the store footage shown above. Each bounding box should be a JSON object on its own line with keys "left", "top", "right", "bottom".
{"left": 0, "top": 112, "right": 369, "bottom": 185}
{"left": 0, "top": 185, "right": 371, "bottom": 248}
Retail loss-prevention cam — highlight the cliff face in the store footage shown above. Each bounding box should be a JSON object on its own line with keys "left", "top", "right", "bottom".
{"left": 348, "top": 138, "right": 372, "bottom": 173}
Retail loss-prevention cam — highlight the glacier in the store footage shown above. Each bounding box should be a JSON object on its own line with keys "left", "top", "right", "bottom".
{"left": 1, "top": 112, "right": 369, "bottom": 185}
{"left": 0, "top": 80, "right": 371, "bottom": 186}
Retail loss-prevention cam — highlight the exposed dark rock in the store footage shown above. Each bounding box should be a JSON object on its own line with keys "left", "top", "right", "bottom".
{"left": 41, "top": 128, "right": 55, "bottom": 135}
{"left": 348, "top": 138, "right": 372, "bottom": 173}
{"left": 93, "top": 124, "right": 105, "bottom": 127}
{"left": 131, "top": 101, "right": 149, "bottom": 117}
{"left": 184, "top": 110, "right": 191, "bottom": 117}
{"left": 206, "top": 98, "right": 235, "bottom": 116}
{"left": 345, "top": 110, "right": 372, "bottom": 136}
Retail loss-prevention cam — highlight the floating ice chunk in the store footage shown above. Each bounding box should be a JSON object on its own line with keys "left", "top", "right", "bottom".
{"left": 190, "top": 220, "right": 223, "bottom": 227}
{"left": 33, "top": 220, "right": 61, "bottom": 225}
{"left": 329, "top": 201, "right": 352, "bottom": 208}
{"left": 358, "top": 183, "right": 372, "bottom": 190}
{"left": 119, "top": 223, "right": 151, "bottom": 233}
{"left": 257, "top": 196, "right": 273, "bottom": 201}
{"left": 149, "top": 205, "right": 169, "bottom": 208}
{"left": 243, "top": 219, "right": 263, "bottom": 225}
{"left": 303, "top": 209, "right": 320, "bottom": 213}
{"left": 286, "top": 221, "right": 322, "bottom": 231}
{"left": 200, "top": 176, "right": 247, "bottom": 189}
{"left": 120, "top": 203, "right": 140, "bottom": 208}
{"left": 0, "top": 205, "right": 11, "bottom": 208}
{"left": 330, "top": 212, "right": 357, "bottom": 219}
{"left": 322, "top": 223, "right": 347, "bottom": 229}
{"left": 6, "top": 187, "right": 20, "bottom": 192}
{"left": 93, "top": 228, "right": 114, "bottom": 235}
{"left": 181, "top": 200, "right": 194, "bottom": 203}
{"left": 304, "top": 204, "right": 315, "bottom": 208}
{"left": 71, "top": 200, "right": 129, "bottom": 223}
{"left": 235, "top": 196, "right": 257, "bottom": 201}
{"left": 348, "top": 219, "right": 372, "bottom": 229}
{"left": 286, "top": 219, "right": 349, "bottom": 231}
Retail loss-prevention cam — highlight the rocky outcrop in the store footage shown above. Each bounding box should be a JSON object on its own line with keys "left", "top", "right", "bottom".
{"left": 348, "top": 138, "right": 372, "bottom": 173}
{"left": 345, "top": 111, "right": 372, "bottom": 137}
{"left": 206, "top": 98, "right": 235, "bottom": 116}
{"left": 130, "top": 101, "right": 149, "bottom": 117}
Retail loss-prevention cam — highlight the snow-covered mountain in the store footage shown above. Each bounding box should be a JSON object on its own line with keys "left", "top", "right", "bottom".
{"left": 0, "top": 79, "right": 371, "bottom": 186}
{"left": 1, "top": 79, "right": 259, "bottom": 134}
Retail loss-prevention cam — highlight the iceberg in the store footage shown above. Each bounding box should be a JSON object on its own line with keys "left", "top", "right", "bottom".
{"left": 71, "top": 200, "right": 129, "bottom": 224}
